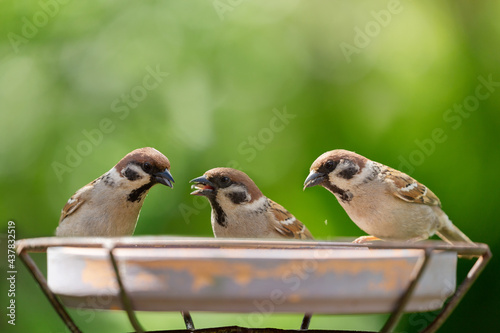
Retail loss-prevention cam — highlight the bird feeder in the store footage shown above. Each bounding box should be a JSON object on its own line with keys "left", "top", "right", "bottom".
{"left": 16, "top": 237, "right": 490, "bottom": 333}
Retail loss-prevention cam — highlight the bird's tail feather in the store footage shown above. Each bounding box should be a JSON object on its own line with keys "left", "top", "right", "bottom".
{"left": 436, "top": 222, "right": 474, "bottom": 245}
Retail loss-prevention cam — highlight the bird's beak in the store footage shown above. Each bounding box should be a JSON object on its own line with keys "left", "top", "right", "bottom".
{"left": 154, "top": 169, "right": 175, "bottom": 188}
{"left": 190, "top": 175, "right": 215, "bottom": 196}
{"left": 303, "top": 171, "right": 326, "bottom": 190}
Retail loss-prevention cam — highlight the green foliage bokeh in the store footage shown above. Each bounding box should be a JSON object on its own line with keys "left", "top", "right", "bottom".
{"left": 1, "top": 0, "right": 499, "bottom": 332}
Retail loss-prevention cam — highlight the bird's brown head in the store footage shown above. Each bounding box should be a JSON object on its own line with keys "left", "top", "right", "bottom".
{"left": 190, "top": 167, "right": 263, "bottom": 204}
{"left": 303, "top": 149, "right": 368, "bottom": 191}
{"left": 115, "top": 147, "right": 174, "bottom": 188}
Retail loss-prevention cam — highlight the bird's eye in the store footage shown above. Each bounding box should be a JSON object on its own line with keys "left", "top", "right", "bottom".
{"left": 142, "top": 162, "right": 153, "bottom": 174}
{"left": 220, "top": 176, "right": 230, "bottom": 185}
{"left": 325, "top": 160, "right": 336, "bottom": 171}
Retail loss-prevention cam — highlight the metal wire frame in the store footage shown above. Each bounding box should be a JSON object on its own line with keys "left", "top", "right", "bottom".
{"left": 16, "top": 237, "right": 491, "bottom": 333}
{"left": 108, "top": 245, "right": 145, "bottom": 333}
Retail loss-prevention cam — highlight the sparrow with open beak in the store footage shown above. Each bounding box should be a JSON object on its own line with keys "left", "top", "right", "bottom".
{"left": 56, "top": 147, "right": 175, "bottom": 237}
{"left": 190, "top": 167, "right": 314, "bottom": 328}
{"left": 190, "top": 167, "right": 313, "bottom": 239}
{"left": 304, "top": 149, "right": 474, "bottom": 245}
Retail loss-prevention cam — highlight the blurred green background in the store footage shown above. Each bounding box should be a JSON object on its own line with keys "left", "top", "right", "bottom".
{"left": 1, "top": 0, "right": 499, "bottom": 332}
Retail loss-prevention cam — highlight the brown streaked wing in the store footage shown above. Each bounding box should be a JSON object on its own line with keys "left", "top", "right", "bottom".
{"left": 383, "top": 167, "right": 441, "bottom": 207}
{"left": 59, "top": 195, "right": 85, "bottom": 224}
{"left": 269, "top": 199, "right": 314, "bottom": 240}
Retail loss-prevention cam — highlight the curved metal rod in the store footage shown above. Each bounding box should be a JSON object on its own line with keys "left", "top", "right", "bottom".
{"left": 381, "top": 248, "right": 433, "bottom": 333}
{"left": 15, "top": 237, "right": 491, "bottom": 333}
{"left": 108, "top": 246, "right": 145, "bottom": 333}
{"left": 181, "top": 311, "right": 195, "bottom": 330}
{"left": 17, "top": 249, "right": 82, "bottom": 333}
{"left": 421, "top": 248, "right": 492, "bottom": 333}
{"left": 301, "top": 313, "right": 312, "bottom": 330}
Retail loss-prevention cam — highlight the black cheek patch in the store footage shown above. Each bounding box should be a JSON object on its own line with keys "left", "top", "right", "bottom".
{"left": 124, "top": 168, "right": 141, "bottom": 181}
{"left": 227, "top": 191, "right": 248, "bottom": 204}
{"left": 338, "top": 163, "right": 359, "bottom": 180}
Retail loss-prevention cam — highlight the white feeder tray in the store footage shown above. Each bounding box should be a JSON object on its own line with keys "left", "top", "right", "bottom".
{"left": 46, "top": 238, "right": 457, "bottom": 314}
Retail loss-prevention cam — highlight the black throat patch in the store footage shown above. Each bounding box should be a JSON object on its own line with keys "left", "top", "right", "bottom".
{"left": 127, "top": 181, "right": 154, "bottom": 203}
{"left": 209, "top": 198, "right": 227, "bottom": 227}
{"left": 324, "top": 183, "right": 353, "bottom": 203}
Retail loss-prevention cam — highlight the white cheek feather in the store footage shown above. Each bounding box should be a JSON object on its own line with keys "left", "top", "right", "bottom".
{"left": 108, "top": 167, "right": 122, "bottom": 180}
{"left": 358, "top": 160, "right": 375, "bottom": 179}
{"left": 105, "top": 167, "right": 128, "bottom": 187}
{"left": 241, "top": 195, "right": 267, "bottom": 210}
{"left": 329, "top": 166, "right": 350, "bottom": 188}
{"left": 328, "top": 171, "right": 336, "bottom": 184}
{"left": 344, "top": 160, "right": 382, "bottom": 187}
{"left": 102, "top": 166, "right": 149, "bottom": 190}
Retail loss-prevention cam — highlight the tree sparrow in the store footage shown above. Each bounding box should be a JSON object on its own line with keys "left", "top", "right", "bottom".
{"left": 304, "top": 149, "right": 474, "bottom": 245}
{"left": 190, "top": 167, "right": 313, "bottom": 240}
{"left": 191, "top": 167, "right": 313, "bottom": 329}
{"left": 56, "top": 147, "right": 174, "bottom": 237}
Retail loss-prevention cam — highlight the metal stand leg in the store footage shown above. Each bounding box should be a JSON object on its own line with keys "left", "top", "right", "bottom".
{"left": 300, "top": 313, "right": 312, "bottom": 330}
{"left": 15, "top": 238, "right": 492, "bottom": 333}
{"left": 108, "top": 247, "right": 145, "bottom": 333}
{"left": 381, "top": 249, "right": 432, "bottom": 333}
{"left": 421, "top": 249, "right": 492, "bottom": 333}
{"left": 18, "top": 250, "right": 82, "bottom": 333}
{"left": 181, "top": 311, "right": 195, "bottom": 330}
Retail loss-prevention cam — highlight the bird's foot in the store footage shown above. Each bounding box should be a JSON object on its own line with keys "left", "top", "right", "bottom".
{"left": 352, "top": 235, "right": 382, "bottom": 244}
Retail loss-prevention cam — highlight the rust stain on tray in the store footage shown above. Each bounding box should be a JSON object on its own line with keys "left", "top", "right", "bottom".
{"left": 288, "top": 294, "right": 302, "bottom": 303}
{"left": 133, "top": 258, "right": 415, "bottom": 292}
{"left": 133, "top": 272, "right": 158, "bottom": 286}
{"left": 322, "top": 259, "right": 415, "bottom": 292}
{"left": 81, "top": 259, "right": 117, "bottom": 289}
{"left": 133, "top": 260, "right": 259, "bottom": 291}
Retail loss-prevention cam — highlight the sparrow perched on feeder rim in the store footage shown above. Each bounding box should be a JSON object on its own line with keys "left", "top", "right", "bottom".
{"left": 190, "top": 167, "right": 313, "bottom": 239}
{"left": 56, "top": 147, "right": 174, "bottom": 237}
{"left": 304, "top": 149, "right": 474, "bottom": 245}
{"left": 190, "top": 167, "right": 313, "bottom": 329}
{"left": 55, "top": 147, "right": 196, "bottom": 329}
